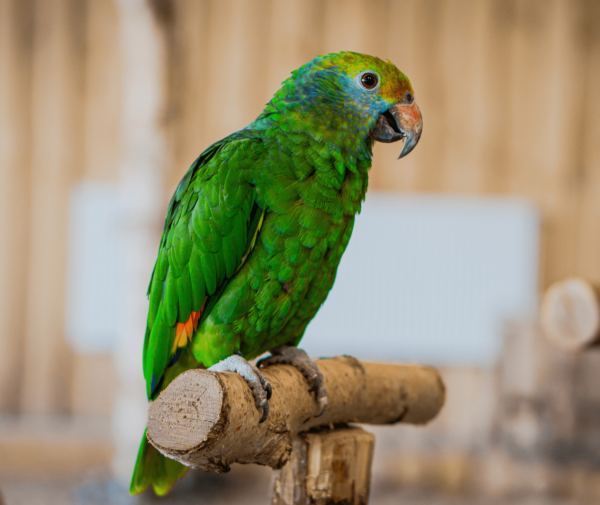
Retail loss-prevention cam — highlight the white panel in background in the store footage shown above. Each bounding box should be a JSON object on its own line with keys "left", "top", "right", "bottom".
{"left": 65, "top": 182, "right": 120, "bottom": 354}
{"left": 301, "top": 193, "right": 540, "bottom": 365}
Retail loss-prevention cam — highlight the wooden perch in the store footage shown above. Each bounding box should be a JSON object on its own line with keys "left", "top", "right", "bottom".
{"left": 270, "top": 426, "right": 375, "bottom": 505}
{"left": 541, "top": 277, "right": 600, "bottom": 351}
{"left": 147, "top": 355, "right": 445, "bottom": 472}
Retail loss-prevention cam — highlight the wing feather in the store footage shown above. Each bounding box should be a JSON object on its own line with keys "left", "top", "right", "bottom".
{"left": 142, "top": 131, "right": 264, "bottom": 399}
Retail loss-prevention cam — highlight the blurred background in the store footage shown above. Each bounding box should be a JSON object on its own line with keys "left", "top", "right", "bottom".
{"left": 1, "top": 0, "right": 600, "bottom": 503}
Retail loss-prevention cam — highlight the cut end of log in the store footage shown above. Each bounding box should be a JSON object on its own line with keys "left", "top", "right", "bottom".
{"left": 540, "top": 277, "right": 600, "bottom": 351}
{"left": 147, "top": 370, "right": 224, "bottom": 454}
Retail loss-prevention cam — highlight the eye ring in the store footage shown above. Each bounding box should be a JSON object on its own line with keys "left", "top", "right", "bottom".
{"left": 357, "top": 71, "right": 379, "bottom": 90}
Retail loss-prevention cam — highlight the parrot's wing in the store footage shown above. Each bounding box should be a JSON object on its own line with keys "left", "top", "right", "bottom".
{"left": 143, "top": 130, "right": 264, "bottom": 399}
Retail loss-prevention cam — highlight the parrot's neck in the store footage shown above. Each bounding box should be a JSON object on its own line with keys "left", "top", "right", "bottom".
{"left": 251, "top": 76, "right": 379, "bottom": 165}
{"left": 251, "top": 108, "right": 374, "bottom": 167}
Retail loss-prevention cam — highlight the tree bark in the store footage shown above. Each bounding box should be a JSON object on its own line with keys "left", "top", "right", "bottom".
{"left": 146, "top": 355, "right": 445, "bottom": 472}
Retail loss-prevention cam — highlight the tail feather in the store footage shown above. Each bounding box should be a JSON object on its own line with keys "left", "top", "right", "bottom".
{"left": 130, "top": 430, "right": 188, "bottom": 496}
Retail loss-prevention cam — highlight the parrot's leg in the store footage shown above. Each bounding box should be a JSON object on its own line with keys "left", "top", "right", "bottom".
{"left": 258, "top": 346, "right": 327, "bottom": 417}
{"left": 209, "top": 352, "right": 273, "bottom": 423}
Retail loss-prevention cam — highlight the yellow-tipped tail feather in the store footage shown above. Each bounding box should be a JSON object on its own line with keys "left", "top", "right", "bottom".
{"left": 130, "top": 430, "right": 188, "bottom": 496}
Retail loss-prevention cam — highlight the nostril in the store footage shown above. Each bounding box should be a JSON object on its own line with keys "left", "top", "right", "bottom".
{"left": 404, "top": 92, "right": 413, "bottom": 103}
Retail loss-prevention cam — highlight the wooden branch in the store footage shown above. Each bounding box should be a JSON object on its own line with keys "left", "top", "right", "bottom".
{"left": 271, "top": 426, "right": 374, "bottom": 505}
{"left": 147, "top": 355, "right": 445, "bottom": 472}
{"left": 540, "top": 277, "right": 600, "bottom": 351}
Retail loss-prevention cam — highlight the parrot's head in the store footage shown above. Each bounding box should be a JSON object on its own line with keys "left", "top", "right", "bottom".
{"left": 267, "top": 51, "right": 422, "bottom": 159}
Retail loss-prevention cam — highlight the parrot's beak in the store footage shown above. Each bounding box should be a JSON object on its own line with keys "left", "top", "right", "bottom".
{"left": 369, "top": 102, "right": 423, "bottom": 159}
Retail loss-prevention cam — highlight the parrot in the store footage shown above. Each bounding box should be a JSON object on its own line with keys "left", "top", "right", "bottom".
{"left": 130, "top": 51, "right": 422, "bottom": 496}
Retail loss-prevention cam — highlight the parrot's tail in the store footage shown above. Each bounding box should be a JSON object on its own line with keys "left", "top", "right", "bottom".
{"left": 130, "top": 429, "right": 188, "bottom": 496}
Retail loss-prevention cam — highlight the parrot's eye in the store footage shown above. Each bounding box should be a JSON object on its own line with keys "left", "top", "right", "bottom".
{"left": 359, "top": 72, "right": 379, "bottom": 90}
{"left": 403, "top": 92, "right": 414, "bottom": 104}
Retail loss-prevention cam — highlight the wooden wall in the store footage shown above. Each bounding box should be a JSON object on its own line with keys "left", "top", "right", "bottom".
{"left": 161, "top": 0, "right": 600, "bottom": 290}
{"left": 0, "top": 0, "right": 599, "bottom": 416}
{"left": 0, "top": 0, "right": 121, "bottom": 415}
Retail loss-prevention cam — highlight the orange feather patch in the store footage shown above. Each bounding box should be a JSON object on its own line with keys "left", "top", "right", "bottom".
{"left": 172, "top": 297, "right": 207, "bottom": 353}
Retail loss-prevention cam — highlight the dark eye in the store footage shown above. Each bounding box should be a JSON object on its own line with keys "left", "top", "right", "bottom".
{"left": 360, "top": 72, "right": 378, "bottom": 89}
{"left": 404, "top": 92, "right": 414, "bottom": 103}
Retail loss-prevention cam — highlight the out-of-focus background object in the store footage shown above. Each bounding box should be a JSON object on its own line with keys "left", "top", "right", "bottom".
{"left": 1, "top": 0, "right": 600, "bottom": 504}
{"left": 541, "top": 277, "right": 600, "bottom": 351}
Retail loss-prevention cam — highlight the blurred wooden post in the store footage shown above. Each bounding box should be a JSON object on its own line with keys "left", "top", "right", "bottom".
{"left": 0, "top": 0, "right": 33, "bottom": 413}
{"left": 147, "top": 356, "right": 445, "bottom": 505}
{"left": 493, "top": 313, "right": 600, "bottom": 495}
{"left": 540, "top": 277, "right": 600, "bottom": 351}
{"left": 18, "top": 0, "right": 87, "bottom": 415}
{"left": 112, "top": 0, "right": 169, "bottom": 481}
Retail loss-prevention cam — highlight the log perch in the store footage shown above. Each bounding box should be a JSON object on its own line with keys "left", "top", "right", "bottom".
{"left": 147, "top": 355, "right": 445, "bottom": 472}
{"left": 270, "top": 426, "right": 375, "bottom": 505}
{"left": 541, "top": 277, "right": 600, "bottom": 351}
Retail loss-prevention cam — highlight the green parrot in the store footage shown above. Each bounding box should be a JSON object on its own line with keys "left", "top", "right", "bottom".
{"left": 130, "top": 51, "right": 422, "bottom": 496}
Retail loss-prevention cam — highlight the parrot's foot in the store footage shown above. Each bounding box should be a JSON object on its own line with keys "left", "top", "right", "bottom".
{"left": 209, "top": 353, "right": 272, "bottom": 423}
{"left": 258, "top": 346, "right": 327, "bottom": 417}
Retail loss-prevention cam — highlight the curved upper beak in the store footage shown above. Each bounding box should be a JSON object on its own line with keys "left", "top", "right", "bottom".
{"left": 369, "top": 102, "right": 423, "bottom": 159}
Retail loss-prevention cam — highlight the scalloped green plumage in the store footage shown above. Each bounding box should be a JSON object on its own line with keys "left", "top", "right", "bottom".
{"left": 132, "top": 51, "right": 418, "bottom": 496}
